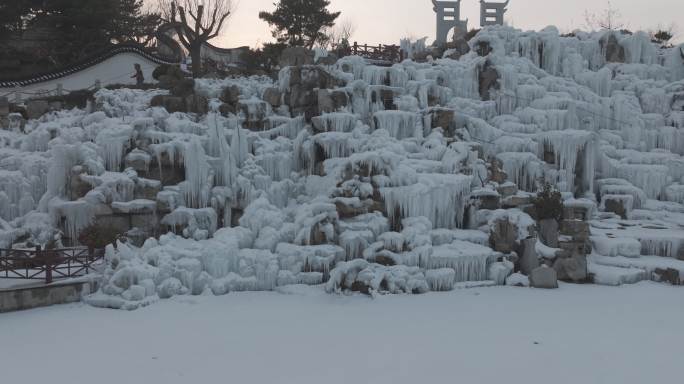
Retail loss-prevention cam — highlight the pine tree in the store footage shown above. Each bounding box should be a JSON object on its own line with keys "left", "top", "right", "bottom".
{"left": 1, "top": 0, "right": 161, "bottom": 65}
{"left": 259, "top": 0, "right": 340, "bottom": 49}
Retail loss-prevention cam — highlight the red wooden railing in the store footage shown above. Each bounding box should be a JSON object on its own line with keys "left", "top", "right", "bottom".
{"left": 0, "top": 246, "right": 105, "bottom": 284}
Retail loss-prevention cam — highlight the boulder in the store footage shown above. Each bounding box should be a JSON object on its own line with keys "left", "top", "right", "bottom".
{"left": 497, "top": 182, "right": 518, "bottom": 198}
{"left": 444, "top": 37, "right": 471, "bottom": 60}
{"left": 601, "top": 33, "right": 626, "bottom": 63}
{"left": 26, "top": 100, "right": 50, "bottom": 120}
{"left": 471, "top": 193, "right": 501, "bottom": 210}
{"left": 538, "top": 218, "right": 559, "bottom": 248}
{"left": 506, "top": 272, "right": 530, "bottom": 287}
{"left": 488, "top": 260, "right": 514, "bottom": 285}
{"left": 475, "top": 41, "right": 493, "bottom": 57}
{"left": 220, "top": 85, "right": 241, "bottom": 106}
{"left": 529, "top": 266, "right": 558, "bottom": 289}
{"left": 122, "top": 285, "right": 147, "bottom": 301}
{"left": 558, "top": 239, "right": 592, "bottom": 257}
{"left": 7, "top": 112, "right": 25, "bottom": 132}
{"left": 560, "top": 220, "right": 590, "bottom": 242}
{"left": 430, "top": 108, "right": 455, "bottom": 130}
{"left": 489, "top": 159, "right": 508, "bottom": 184}
{"left": 563, "top": 204, "right": 592, "bottom": 221}
{"left": 602, "top": 195, "right": 630, "bottom": 219}
{"left": 672, "top": 93, "right": 684, "bottom": 111}
{"left": 317, "top": 89, "right": 349, "bottom": 113}
{"left": 153, "top": 65, "right": 187, "bottom": 89}
{"left": 281, "top": 66, "right": 339, "bottom": 119}
{"left": 653, "top": 268, "right": 681, "bottom": 285}
{"left": 502, "top": 194, "right": 533, "bottom": 209}
{"left": 489, "top": 218, "right": 518, "bottom": 253}
{"left": 171, "top": 78, "right": 195, "bottom": 98}
{"left": 479, "top": 63, "right": 500, "bottom": 101}
{"left": 334, "top": 199, "right": 372, "bottom": 219}
{"left": 519, "top": 238, "right": 540, "bottom": 275}
{"left": 218, "top": 103, "right": 236, "bottom": 117}
{"left": 263, "top": 87, "right": 283, "bottom": 107}
{"left": 285, "top": 65, "right": 338, "bottom": 90}
{"left": 238, "top": 99, "right": 270, "bottom": 130}
{"left": 279, "top": 47, "right": 315, "bottom": 67}
{"left": 150, "top": 95, "right": 186, "bottom": 113}
{"left": 316, "top": 52, "right": 339, "bottom": 66}
{"left": 553, "top": 251, "right": 587, "bottom": 282}
{"left": 184, "top": 94, "right": 208, "bottom": 115}
{"left": 48, "top": 101, "right": 62, "bottom": 111}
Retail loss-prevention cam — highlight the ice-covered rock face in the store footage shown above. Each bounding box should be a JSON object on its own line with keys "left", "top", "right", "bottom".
{"left": 3, "top": 25, "right": 684, "bottom": 306}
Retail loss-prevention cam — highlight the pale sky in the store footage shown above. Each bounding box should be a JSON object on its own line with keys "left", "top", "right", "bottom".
{"left": 210, "top": 0, "right": 683, "bottom": 48}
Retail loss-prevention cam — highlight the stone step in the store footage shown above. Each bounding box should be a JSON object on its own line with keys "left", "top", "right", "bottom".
{"left": 589, "top": 254, "right": 684, "bottom": 285}
{"left": 588, "top": 262, "right": 647, "bottom": 286}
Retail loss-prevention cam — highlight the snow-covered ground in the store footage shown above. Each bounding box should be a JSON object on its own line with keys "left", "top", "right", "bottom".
{"left": 1, "top": 283, "right": 682, "bottom": 384}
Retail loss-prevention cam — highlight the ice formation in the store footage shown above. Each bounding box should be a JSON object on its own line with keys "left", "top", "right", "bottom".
{"left": 3, "top": 25, "right": 684, "bottom": 307}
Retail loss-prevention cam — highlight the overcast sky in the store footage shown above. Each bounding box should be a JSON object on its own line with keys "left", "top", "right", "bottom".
{"left": 206, "top": 0, "right": 682, "bottom": 47}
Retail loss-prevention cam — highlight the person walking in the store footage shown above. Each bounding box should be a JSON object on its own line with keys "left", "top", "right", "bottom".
{"left": 131, "top": 63, "right": 144, "bottom": 87}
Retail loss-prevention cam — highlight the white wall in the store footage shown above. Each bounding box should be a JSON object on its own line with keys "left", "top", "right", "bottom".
{"left": 2, "top": 52, "right": 161, "bottom": 100}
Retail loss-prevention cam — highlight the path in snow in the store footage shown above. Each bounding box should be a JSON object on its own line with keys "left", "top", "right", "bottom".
{"left": 1, "top": 283, "right": 681, "bottom": 384}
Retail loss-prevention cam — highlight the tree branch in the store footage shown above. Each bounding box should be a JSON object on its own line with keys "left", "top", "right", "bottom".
{"left": 207, "top": 11, "right": 230, "bottom": 40}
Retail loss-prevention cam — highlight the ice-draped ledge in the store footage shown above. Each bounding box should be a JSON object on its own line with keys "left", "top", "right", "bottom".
{"left": 381, "top": 174, "right": 473, "bottom": 229}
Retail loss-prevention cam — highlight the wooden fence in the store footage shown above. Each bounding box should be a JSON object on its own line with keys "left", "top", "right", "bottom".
{"left": 336, "top": 42, "right": 406, "bottom": 64}
{"left": 0, "top": 247, "right": 105, "bottom": 284}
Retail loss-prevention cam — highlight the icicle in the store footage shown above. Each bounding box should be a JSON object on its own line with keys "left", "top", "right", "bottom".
{"left": 257, "top": 152, "right": 293, "bottom": 181}
{"left": 231, "top": 126, "right": 248, "bottom": 168}
{"left": 183, "top": 138, "right": 211, "bottom": 208}
{"left": 373, "top": 110, "right": 422, "bottom": 140}
{"left": 45, "top": 144, "right": 80, "bottom": 201}
{"left": 339, "top": 230, "right": 373, "bottom": 261}
{"left": 95, "top": 126, "right": 132, "bottom": 171}
{"left": 312, "top": 113, "right": 358, "bottom": 133}
{"left": 381, "top": 174, "right": 472, "bottom": 229}
{"left": 426, "top": 241, "right": 493, "bottom": 282}
{"left": 362, "top": 66, "right": 389, "bottom": 85}
{"left": 207, "top": 112, "right": 237, "bottom": 187}
{"left": 496, "top": 152, "right": 543, "bottom": 192}
{"left": 49, "top": 200, "right": 94, "bottom": 242}
{"left": 540, "top": 131, "right": 597, "bottom": 194}
{"left": 615, "top": 164, "right": 669, "bottom": 199}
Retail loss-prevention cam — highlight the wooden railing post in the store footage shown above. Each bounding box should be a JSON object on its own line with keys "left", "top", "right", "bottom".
{"left": 38, "top": 245, "right": 53, "bottom": 284}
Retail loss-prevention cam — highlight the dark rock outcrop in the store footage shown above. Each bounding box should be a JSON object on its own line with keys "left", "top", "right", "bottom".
{"left": 529, "top": 266, "right": 558, "bottom": 289}
{"left": 600, "top": 33, "right": 626, "bottom": 63}
{"left": 479, "top": 61, "right": 500, "bottom": 101}
{"left": 279, "top": 47, "right": 315, "bottom": 67}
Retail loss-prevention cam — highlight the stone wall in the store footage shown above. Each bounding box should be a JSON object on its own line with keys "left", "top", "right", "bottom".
{"left": 0, "top": 279, "right": 98, "bottom": 313}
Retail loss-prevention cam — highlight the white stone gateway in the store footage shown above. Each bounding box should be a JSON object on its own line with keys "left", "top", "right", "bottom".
{"left": 480, "top": 0, "right": 509, "bottom": 27}
{"left": 432, "top": 0, "right": 468, "bottom": 46}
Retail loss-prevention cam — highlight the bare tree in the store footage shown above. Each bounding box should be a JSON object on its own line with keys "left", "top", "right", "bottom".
{"left": 324, "top": 19, "right": 356, "bottom": 50}
{"left": 584, "top": 1, "right": 625, "bottom": 31}
{"left": 158, "top": 0, "right": 234, "bottom": 77}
